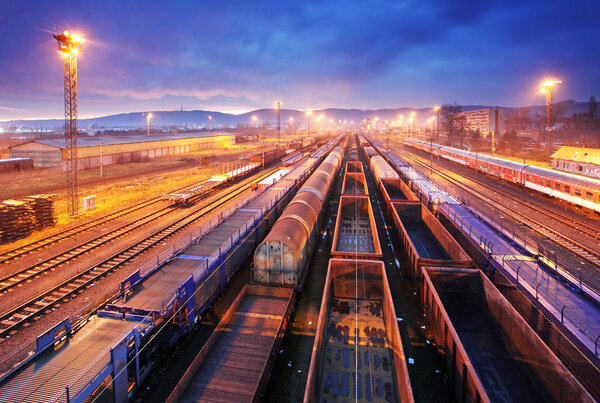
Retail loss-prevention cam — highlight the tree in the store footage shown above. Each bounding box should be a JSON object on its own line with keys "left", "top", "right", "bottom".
{"left": 505, "top": 107, "right": 532, "bottom": 130}
{"left": 468, "top": 129, "right": 481, "bottom": 153}
{"left": 440, "top": 103, "right": 461, "bottom": 145}
{"left": 498, "top": 129, "right": 520, "bottom": 155}
{"left": 589, "top": 96, "right": 598, "bottom": 122}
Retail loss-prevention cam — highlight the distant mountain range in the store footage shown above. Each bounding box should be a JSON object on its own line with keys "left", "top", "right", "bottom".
{"left": 0, "top": 100, "right": 590, "bottom": 131}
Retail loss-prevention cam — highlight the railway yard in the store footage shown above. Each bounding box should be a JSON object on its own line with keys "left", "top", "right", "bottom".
{"left": 0, "top": 133, "right": 599, "bottom": 403}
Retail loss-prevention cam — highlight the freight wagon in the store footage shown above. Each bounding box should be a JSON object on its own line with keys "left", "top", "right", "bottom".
{"left": 331, "top": 195, "right": 382, "bottom": 260}
{"left": 304, "top": 259, "right": 414, "bottom": 403}
{"left": 389, "top": 202, "right": 471, "bottom": 281}
{"left": 253, "top": 147, "right": 344, "bottom": 287}
{"left": 422, "top": 267, "right": 594, "bottom": 403}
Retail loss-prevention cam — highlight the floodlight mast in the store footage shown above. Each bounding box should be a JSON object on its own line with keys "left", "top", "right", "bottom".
{"left": 53, "top": 31, "right": 84, "bottom": 216}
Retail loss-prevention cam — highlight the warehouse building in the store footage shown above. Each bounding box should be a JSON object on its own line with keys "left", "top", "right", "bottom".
{"left": 551, "top": 146, "right": 600, "bottom": 179}
{"left": 9, "top": 132, "right": 236, "bottom": 170}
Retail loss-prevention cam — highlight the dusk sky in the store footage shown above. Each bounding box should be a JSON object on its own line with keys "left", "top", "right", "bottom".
{"left": 1, "top": 0, "right": 599, "bottom": 120}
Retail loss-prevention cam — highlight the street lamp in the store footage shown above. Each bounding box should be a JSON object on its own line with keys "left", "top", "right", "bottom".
{"left": 251, "top": 115, "right": 258, "bottom": 128}
{"left": 274, "top": 101, "right": 281, "bottom": 148}
{"left": 540, "top": 79, "right": 562, "bottom": 161}
{"left": 306, "top": 109, "right": 312, "bottom": 137}
{"left": 207, "top": 115, "right": 212, "bottom": 130}
{"left": 53, "top": 30, "right": 84, "bottom": 216}
{"left": 146, "top": 112, "right": 152, "bottom": 136}
{"left": 433, "top": 106, "right": 440, "bottom": 143}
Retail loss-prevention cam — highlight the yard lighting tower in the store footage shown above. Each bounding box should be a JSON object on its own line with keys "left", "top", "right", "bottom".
{"left": 540, "top": 79, "right": 562, "bottom": 161}
{"left": 275, "top": 102, "right": 281, "bottom": 148}
{"left": 53, "top": 30, "right": 84, "bottom": 216}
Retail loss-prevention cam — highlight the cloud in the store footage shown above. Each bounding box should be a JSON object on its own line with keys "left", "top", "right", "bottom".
{"left": 0, "top": 0, "right": 599, "bottom": 118}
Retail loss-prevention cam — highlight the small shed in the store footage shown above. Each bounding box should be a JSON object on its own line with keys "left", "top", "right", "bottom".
{"left": 551, "top": 146, "right": 600, "bottom": 179}
{"left": 0, "top": 158, "right": 34, "bottom": 173}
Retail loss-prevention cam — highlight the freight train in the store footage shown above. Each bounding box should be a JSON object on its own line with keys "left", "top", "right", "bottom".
{"left": 406, "top": 139, "right": 600, "bottom": 213}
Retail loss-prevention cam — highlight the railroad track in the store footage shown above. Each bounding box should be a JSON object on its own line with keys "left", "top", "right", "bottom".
{"left": 420, "top": 149, "right": 600, "bottom": 244}
{"left": 0, "top": 168, "right": 278, "bottom": 341}
{"left": 0, "top": 176, "right": 213, "bottom": 266}
{"left": 394, "top": 145, "right": 600, "bottom": 270}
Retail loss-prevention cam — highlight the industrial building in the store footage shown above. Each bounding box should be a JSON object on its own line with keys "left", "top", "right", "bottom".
{"left": 456, "top": 108, "right": 504, "bottom": 138}
{"left": 9, "top": 132, "right": 236, "bottom": 170}
{"left": 551, "top": 146, "right": 600, "bottom": 178}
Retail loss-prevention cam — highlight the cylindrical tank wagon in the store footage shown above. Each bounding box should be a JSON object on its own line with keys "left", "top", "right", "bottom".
{"left": 253, "top": 146, "right": 344, "bottom": 287}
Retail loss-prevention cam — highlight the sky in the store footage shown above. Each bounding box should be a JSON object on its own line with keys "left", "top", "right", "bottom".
{"left": 1, "top": 0, "right": 599, "bottom": 120}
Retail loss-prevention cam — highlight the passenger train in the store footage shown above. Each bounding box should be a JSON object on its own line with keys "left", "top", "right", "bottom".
{"left": 406, "top": 139, "right": 600, "bottom": 213}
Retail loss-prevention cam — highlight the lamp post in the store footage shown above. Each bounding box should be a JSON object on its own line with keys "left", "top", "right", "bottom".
{"left": 251, "top": 115, "right": 258, "bottom": 128}
{"left": 146, "top": 112, "right": 152, "bottom": 136}
{"left": 434, "top": 106, "right": 440, "bottom": 143}
{"left": 540, "top": 79, "right": 562, "bottom": 162}
{"left": 207, "top": 115, "right": 212, "bottom": 130}
{"left": 274, "top": 101, "right": 281, "bottom": 148}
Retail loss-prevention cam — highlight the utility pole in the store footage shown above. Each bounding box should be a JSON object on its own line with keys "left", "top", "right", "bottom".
{"left": 541, "top": 79, "right": 562, "bottom": 162}
{"left": 100, "top": 139, "right": 103, "bottom": 178}
{"left": 275, "top": 102, "right": 281, "bottom": 148}
{"left": 53, "top": 31, "right": 84, "bottom": 216}
{"left": 305, "top": 109, "right": 312, "bottom": 148}
{"left": 434, "top": 106, "right": 440, "bottom": 143}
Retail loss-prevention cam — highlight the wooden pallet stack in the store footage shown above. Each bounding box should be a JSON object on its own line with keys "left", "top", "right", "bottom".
{"left": 26, "top": 194, "right": 56, "bottom": 230}
{"left": 0, "top": 200, "right": 35, "bottom": 244}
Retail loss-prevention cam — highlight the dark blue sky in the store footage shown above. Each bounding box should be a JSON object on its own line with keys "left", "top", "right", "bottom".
{"left": 1, "top": 0, "right": 599, "bottom": 120}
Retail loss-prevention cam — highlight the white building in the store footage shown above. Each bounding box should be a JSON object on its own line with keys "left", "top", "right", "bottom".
{"left": 456, "top": 108, "right": 504, "bottom": 138}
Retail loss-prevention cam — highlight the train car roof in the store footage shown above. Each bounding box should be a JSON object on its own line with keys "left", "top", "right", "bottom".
{"left": 475, "top": 154, "right": 527, "bottom": 171}
{"left": 523, "top": 165, "right": 600, "bottom": 191}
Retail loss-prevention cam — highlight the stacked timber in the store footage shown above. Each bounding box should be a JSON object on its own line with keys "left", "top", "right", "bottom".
{"left": 0, "top": 194, "right": 56, "bottom": 244}
{"left": 0, "top": 200, "right": 35, "bottom": 243}
{"left": 26, "top": 194, "right": 56, "bottom": 229}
